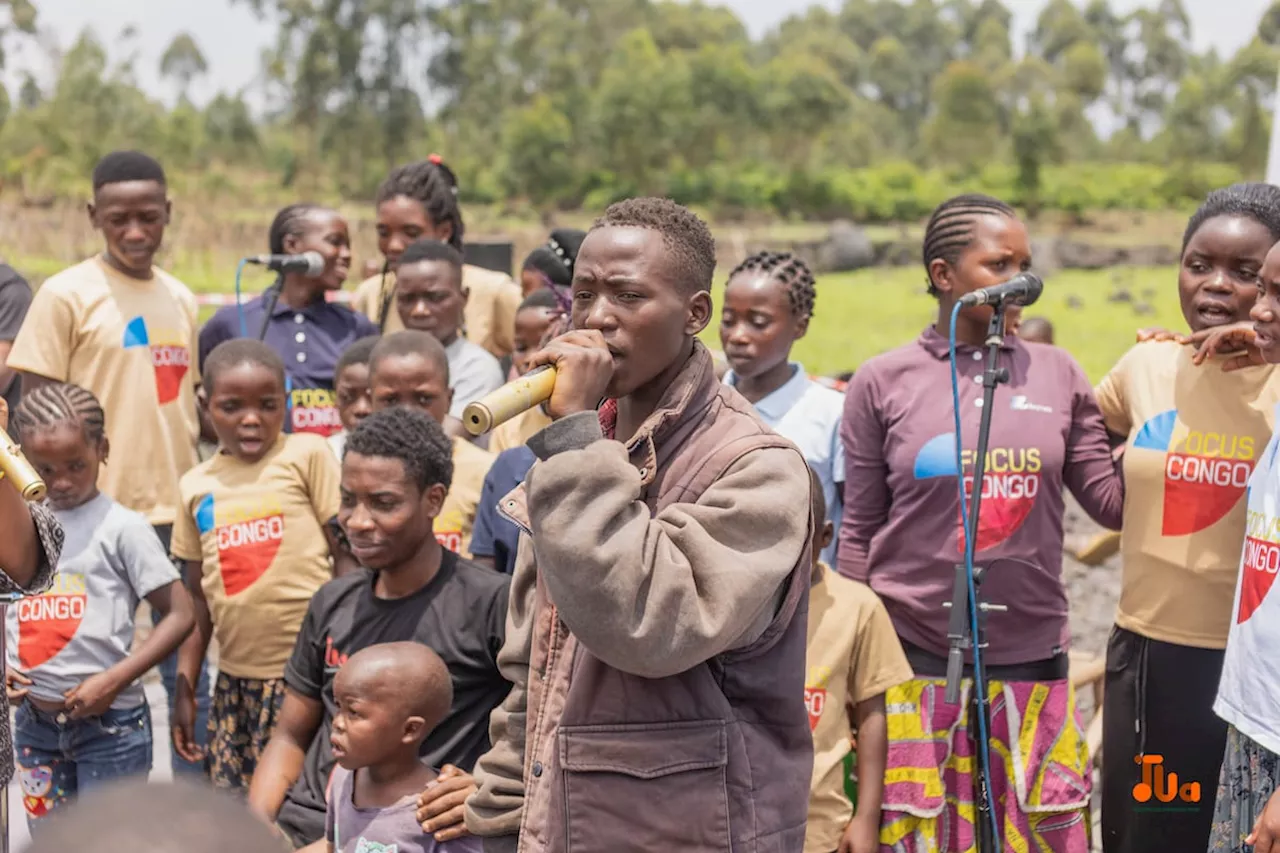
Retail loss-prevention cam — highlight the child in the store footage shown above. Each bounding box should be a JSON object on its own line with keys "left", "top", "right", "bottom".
{"left": 803, "top": 466, "right": 913, "bottom": 853}
{"left": 719, "top": 250, "right": 846, "bottom": 564}
{"left": 392, "top": 240, "right": 504, "bottom": 420}
{"left": 328, "top": 336, "right": 380, "bottom": 461}
{"left": 351, "top": 158, "right": 522, "bottom": 361}
{"left": 488, "top": 287, "right": 562, "bottom": 453}
{"left": 171, "top": 339, "right": 352, "bottom": 792}
{"left": 518, "top": 228, "right": 586, "bottom": 298}
{"left": 367, "top": 332, "right": 495, "bottom": 558}
{"left": 200, "top": 204, "right": 378, "bottom": 439}
{"left": 1208, "top": 239, "right": 1280, "bottom": 851}
{"left": 1018, "top": 316, "right": 1055, "bottom": 345}
{"left": 303, "top": 643, "right": 480, "bottom": 853}
{"left": 5, "top": 382, "right": 195, "bottom": 828}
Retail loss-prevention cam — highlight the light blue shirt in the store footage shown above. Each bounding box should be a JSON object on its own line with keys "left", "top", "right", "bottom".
{"left": 725, "top": 363, "right": 846, "bottom": 565}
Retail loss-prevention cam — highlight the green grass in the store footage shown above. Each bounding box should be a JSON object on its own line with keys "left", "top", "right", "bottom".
{"left": 9, "top": 252, "right": 1183, "bottom": 384}
{"left": 698, "top": 265, "right": 1184, "bottom": 383}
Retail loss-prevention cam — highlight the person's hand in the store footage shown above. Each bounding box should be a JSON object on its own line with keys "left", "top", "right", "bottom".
{"left": 1248, "top": 788, "right": 1280, "bottom": 852}
{"left": 416, "top": 764, "right": 477, "bottom": 842}
{"left": 837, "top": 813, "right": 880, "bottom": 853}
{"left": 0, "top": 397, "right": 8, "bottom": 433}
{"left": 5, "top": 667, "right": 32, "bottom": 702}
{"left": 1136, "top": 327, "right": 1183, "bottom": 343}
{"left": 170, "top": 681, "right": 205, "bottom": 763}
{"left": 63, "top": 671, "right": 122, "bottom": 720}
{"left": 524, "top": 330, "right": 615, "bottom": 420}
{"left": 1181, "top": 322, "right": 1266, "bottom": 371}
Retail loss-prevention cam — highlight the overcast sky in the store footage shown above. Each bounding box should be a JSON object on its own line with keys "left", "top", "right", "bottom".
{"left": 5, "top": 0, "right": 1272, "bottom": 106}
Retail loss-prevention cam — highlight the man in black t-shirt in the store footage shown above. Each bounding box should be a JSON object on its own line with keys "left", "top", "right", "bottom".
{"left": 0, "top": 264, "right": 33, "bottom": 426}
{"left": 247, "top": 407, "right": 511, "bottom": 848}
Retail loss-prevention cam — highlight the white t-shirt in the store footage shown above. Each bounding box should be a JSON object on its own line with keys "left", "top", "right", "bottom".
{"left": 1216, "top": 428, "right": 1280, "bottom": 755}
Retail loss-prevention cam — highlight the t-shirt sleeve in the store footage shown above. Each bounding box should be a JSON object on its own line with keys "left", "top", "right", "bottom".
{"left": 115, "top": 511, "right": 182, "bottom": 599}
{"left": 306, "top": 439, "right": 342, "bottom": 524}
{"left": 324, "top": 766, "right": 339, "bottom": 843}
{"left": 1093, "top": 347, "right": 1132, "bottom": 437}
{"left": 170, "top": 486, "right": 203, "bottom": 562}
{"left": 7, "top": 280, "right": 76, "bottom": 381}
{"left": 284, "top": 594, "right": 327, "bottom": 700}
{"left": 185, "top": 291, "right": 202, "bottom": 386}
{"left": 0, "top": 269, "right": 33, "bottom": 342}
{"left": 837, "top": 369, "right": 888, "bottom": 582}
{"left": 848, "top": 588, "right": 914, "bottom": 705}
{"left": 469, "top": 466, "right": 503, "bottom": 558}
{"left": 1065, "top": 356, "right": 1125, "bottom": 530}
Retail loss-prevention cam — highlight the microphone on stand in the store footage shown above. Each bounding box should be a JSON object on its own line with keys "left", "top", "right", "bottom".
{"left": 244, "top": 252, "right": 326, "bottom": 277}
{"left": 958, "top": 272, "right": 1044, "bottom": 308}
{"left": 462, "top": 366, "right": 558, "bottom": 436}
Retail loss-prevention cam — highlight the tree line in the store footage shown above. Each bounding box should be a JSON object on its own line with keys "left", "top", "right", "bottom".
{"left": 0, "top": 0, "right": 1276, "bottom": 222}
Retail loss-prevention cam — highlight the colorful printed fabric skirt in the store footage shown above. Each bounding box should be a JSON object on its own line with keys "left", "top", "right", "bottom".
{"left": 879, "top": 677, "right": 1092, "bottom": 853}
{"left": 1208, "top": 725, "right": 1280, "bottom": 852}
{"left": 206, "top": 672, "right": 288, "bottom": 791}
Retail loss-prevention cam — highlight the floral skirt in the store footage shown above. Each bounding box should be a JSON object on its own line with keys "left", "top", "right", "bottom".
{"left": 206, "top": 672, "right": 287, "bottom": 791}
{"left": 1208, "top": 725, "right": 1280, "bottom": 852}
{"left": 879, "top": 677, "right": 1092, "bottom": 853}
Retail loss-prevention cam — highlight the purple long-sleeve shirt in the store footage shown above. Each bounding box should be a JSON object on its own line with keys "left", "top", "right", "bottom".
{"left": 838, "top": 327, "right": 1123, "bottom": 666}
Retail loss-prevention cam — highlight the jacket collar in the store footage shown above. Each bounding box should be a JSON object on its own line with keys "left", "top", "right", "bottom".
{"left": 917, "top": 324, "right": 1017, "bottom": 360}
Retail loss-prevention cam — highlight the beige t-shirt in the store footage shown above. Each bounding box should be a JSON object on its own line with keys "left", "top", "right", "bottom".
{"left": 351, "top": 265, "right": 523, "bottom": 360}
{"left": 171, "top": 433, "right": 341, "bottom": 680}
{"left": 805, "top": 564, "right": 913, "bottom": 853}
{"left": 489, "top": 405, "right": 553, "bottom": 454}
{"left": 437, "top": 436, "right": 495, "bottom": 559}
{"left": 7, "top": 257, "right": 200, "bottom": 526}
{"left": 1095, "top": 340, "right": 1280, "bottom": 649}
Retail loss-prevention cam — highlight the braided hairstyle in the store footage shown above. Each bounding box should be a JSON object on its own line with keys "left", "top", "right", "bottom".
{"left": 922, "top": 194, "right": 1018, "bottom": 297}
{"left": 268, "top": 203, "right": 329, "bottom": 255}
{"left": 1182, "top": 183, "right": 1280, "bottom": 253}
{"left": 345, "top": 405, "right": 454, "bottom": 493}
{"left": 13, "top": 382, "right": 107, "bottom": 448}
{"left": 727, "top": 250, "right": 818, "bottom": 319}
{"left": 376, "top": 159, "right": 465, "bottom": 252}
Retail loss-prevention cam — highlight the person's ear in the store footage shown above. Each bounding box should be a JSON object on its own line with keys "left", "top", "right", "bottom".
{"left": 282, "top": 231, "right": 302, "bottom": 255}
{"left": 434, "top": 221, "right": 454, "bottom": 245}
{"left": 424, "top": 482, "right": 447, "bottom": 519}
{"left": 86, "top": 200, "right": 98, "bottom": 230}
{"left": 685, "top": 289, "right": 712, "bottom": 337}
{"left": 794, "top": 313, "right": 811, "bottom": 340}
{"left": 929, "top": 259, "right": 954, "bottom": 296}
{"left": 402, "top": 715, "right": 426, "bottom": 746}
{"left": 819, "top": 520, "right": 834, "bottom": 552}
{"left": 163, "top": 199, "right": 172, "bottom": 227}
{"left": 197, "top": 385, "right": 209, "bottom": 413}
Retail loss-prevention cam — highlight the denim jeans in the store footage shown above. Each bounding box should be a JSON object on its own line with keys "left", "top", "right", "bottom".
{"left": 152, "top": 523, "right": 212, "bottom": 776}
{"left": 14, "top": 701, "right": 153, "bottom": 830}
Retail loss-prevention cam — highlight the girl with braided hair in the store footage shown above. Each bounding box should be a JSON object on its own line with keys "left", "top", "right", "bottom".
{"left": 351, "top": 157, "right": 524, "bottom": 361}
{"left": 839, "top": 194, "right": 1123, "bottom": 853}
{"left": 719, "top": 249, "right": 844, "bottom": 565}
{"left": 6, "top": 382, "right": 195, "bottom": 828}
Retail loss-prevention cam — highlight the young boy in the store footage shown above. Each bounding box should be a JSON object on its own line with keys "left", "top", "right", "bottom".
{"left": 393, "top": 240, "right": 504, "bottom": 420}
{"left": 170, "top": 339, "right": 353, "bottom": 792}
{"left": 487, "top": 288, "right": 561, "bottom": 454}
{"left": 719, "top": 250, "right": 846, "bottom": 565}
{"left": 803, "top": 467, "right": 913, "bottom": 853}
{"left": 1018, "top": 316, "right": 1056, "bottom": 346}
{"left": 328, "top": 336, "right": 380, "bottom": 461}
{"left": 366, "top": 331, "right": 495, "bottom": 558}
{"left": 5, "top": 149, "right": 210, "bottom": 774}
{"left": 465, "top": 198, "right": 814, "bottom": 852}
{"left": 299, "top": 643, "right": 480, "bottom": 853}
{"left": 247, "top": 407, "right": 510, "bottom": 849}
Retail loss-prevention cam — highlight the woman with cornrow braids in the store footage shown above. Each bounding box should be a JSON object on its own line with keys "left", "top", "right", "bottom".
{"left": 719, "top": 250, "right": 843, "bottom": 564}
{"left": 839, "top": 193, "right": 1123, "bottom": 853}
{"left": 351, "top": 157, "right": 524, "bottom": 361}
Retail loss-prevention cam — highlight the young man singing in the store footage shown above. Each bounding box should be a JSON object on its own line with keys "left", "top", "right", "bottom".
{"left": 464, "top": 198, "right": 815, "bottom": 852}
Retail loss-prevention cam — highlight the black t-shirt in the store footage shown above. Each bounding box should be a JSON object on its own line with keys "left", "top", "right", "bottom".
{"left": 276, "top": 551, "right": 511, "bottom": 847}
{"left": 0, "top": 265, "right": 32, "bottom": 422}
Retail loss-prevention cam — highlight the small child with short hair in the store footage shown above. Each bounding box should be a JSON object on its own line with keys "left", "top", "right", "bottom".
{"left": 803, "top": 466, "right": 913, "bottom": 853}
{"left": 312, "top": 642, "right": 480, "bottom": 853}
{"left": 328, "top": 336, "right": 380, "bottom": 461}
{"left": 1018, "top": 316, "right": 1056, "bottom": 346}
{"left": 6, "top": 382, "right": 195, "bottom": 829}
{"left": 172, "top": 339, "right": 353, "bottom": 792}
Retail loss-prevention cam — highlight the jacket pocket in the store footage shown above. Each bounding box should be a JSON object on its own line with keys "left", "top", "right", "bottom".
{"left": 558, "top": 721, "right": 731, "bottom": 853}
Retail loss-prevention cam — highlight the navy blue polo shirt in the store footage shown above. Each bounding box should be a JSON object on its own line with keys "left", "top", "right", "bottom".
{"left": 469, "top": 445, "right": 536, "bottom": 574}
{"left": 199, "top": 292, "right": 379, "bottom": 438}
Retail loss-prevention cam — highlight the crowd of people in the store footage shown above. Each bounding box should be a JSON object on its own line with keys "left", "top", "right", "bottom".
{"left": 2, "top": 148, "right": 1280, "bottom": 853}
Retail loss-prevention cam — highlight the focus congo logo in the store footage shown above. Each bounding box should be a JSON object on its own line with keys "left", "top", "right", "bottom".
{"left": 1132, "top": 755, "right": 1201, "bottom": 812}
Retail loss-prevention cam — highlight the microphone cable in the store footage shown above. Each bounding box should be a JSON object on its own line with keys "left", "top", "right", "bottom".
{"left": 948, "top": 300, "right": 1004, "bottom": 853}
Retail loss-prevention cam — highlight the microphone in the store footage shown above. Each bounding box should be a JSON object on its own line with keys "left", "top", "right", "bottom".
{"left": 462, "top": 366, "right": 558, "bottom": 436}
{"left": 957, "top": 272, "right": 1044, "bottom": 308}
{"left": 0, "top": 434, "right": 46, "bottom": 502}
{"left": 244, "top": 252, "right": 326, "bottom": 277}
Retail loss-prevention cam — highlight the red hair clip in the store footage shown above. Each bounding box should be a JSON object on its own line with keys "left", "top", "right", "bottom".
{"left": 428, "top": 153, "right": 443, "bottom": 165}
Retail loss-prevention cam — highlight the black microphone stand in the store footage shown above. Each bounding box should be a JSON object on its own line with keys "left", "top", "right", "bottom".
{"left": 256, "top": 271, "right": 286, "bottom": 342}
{"left": 944, "top": 300, "right": 1011, "bottom": 853}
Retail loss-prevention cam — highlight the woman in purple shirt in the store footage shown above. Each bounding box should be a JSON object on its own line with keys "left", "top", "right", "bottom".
{"left": 839, "top": 193, "right": 1123, "bottom": 853}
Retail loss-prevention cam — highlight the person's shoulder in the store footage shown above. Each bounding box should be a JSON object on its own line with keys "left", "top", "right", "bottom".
{"left": 178, "top": 455, "right": 218, "bottom": 492}
{"left": 37, "top": 258, "right": 106, "bottom": 297}
{"left": 822, "top": 567, "right": 884, "bottom": 609}
{"left": 798, "top": 375, "right": 846, "bottom": 417}
{"left": 494, "top": 444, "right": 535, "bottom": 474}
{"left": 312, "top": 568, "right": 374, "bottom": 612}
{"left": 283, "top": 431, "right": 333, "bottom": 461}
{"left": 203, "top": 302, "right": 242, "bottom": 334}
{"left": 0, "top": 263, "right": 28, "bottom": 291}
{"left": 460, "top": 337, "right": 502, "bottom": 366}
{"left": 450, "top": 555, "right": 512, "bottom": 598}
{"left": 855, "top": 338, "right": 926, "bottom": 380}
{"left": 463, "top": 265, "right": 518, "bottom": 293}
{"left": 98, "top": 496, "right": 161, "bottom": 541}
{"left": 355, "top": 272, "right": 385, "bottom": 296}
{"left": 151, "top": 266, "right": 197, "bottom": 302}
{"left": 454, "top": 435, "right": 496, "bottom": 466}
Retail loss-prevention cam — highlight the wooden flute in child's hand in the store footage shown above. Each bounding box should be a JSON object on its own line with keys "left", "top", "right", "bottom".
{"left": 462, "top": 365, "right": 558, "bottom": 436}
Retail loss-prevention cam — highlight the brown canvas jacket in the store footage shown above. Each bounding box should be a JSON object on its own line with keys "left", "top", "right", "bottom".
{"left": 464, "top": 341, "right": 815, "bottom": 853}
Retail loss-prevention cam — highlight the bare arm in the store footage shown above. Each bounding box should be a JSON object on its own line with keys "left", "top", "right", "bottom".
{"left": 851, "top": 695, "right": 888, "bottom": 823}
{"left": 248, "top": 690, "right": 325, "bottom": 823}
{"left": 0, "top": 397, "right": 59, "bottom": 589}
{"left": 173, "top": 560, "right": 212, "bottom": 762}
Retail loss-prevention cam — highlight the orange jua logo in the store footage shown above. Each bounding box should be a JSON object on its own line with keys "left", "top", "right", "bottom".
{"left": 1132, "top": 755, "right": 1201, "bottom": 804}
